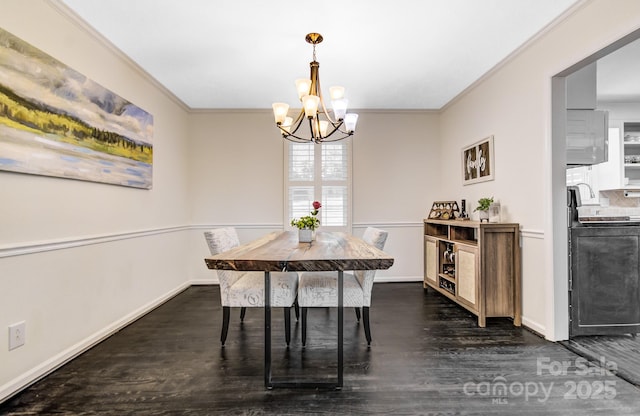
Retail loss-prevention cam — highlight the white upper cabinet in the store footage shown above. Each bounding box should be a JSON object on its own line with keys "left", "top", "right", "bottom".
{"left": 566, "top": 109, "right": 609, "bottom": 165}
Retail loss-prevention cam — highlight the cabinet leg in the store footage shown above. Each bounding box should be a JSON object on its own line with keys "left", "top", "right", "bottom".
{"left": 478, "top": 316, "right": 486, "bottom": 328}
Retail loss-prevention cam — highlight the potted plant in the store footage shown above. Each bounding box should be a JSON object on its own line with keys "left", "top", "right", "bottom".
{"left": 291, "top": 201, "right": 321, "bottom": 242}
{"left": 474, "top": 197, "right": 493, "bottom": 222}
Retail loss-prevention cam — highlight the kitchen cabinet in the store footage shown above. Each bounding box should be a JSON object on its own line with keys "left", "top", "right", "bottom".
{"left": 456, "top": 243, "right": 478, "bottom": 308}
{"left": 623, "top": 122, "right": 640, "bottom": 187}
{"left": 423, "top": 219, "right": 521, "bottom": 327}
{"left": 569, "top": 225, "right": 640, "bottom": 336}
{"left": 593, "top": 118, "right": 640, "bottom": 191}
{"left": 424, "top": 236, "right": 438, "bottom": 286}
{"left": 593, "top": 126, "right": 622, "bottom": 191}
{"left": 566, "top": 109, "right": 608, "bottom": 165}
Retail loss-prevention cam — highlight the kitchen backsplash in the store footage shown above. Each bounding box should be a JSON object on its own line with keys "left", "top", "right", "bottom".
{"left": 578, "top": 189, "right": 640, "bottom": 217}
{"left": 601, "top": 190, "right": 640, "bottom": 207}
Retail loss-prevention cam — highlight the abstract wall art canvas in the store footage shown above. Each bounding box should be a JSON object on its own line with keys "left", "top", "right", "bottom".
{"left": 0, "top": 27, "right": 153, "bottom": 189}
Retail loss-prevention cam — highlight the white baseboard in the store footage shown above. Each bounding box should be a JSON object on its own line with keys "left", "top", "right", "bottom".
{"left": 375, "top": 275, "right": 423, "bottom": 283}
{"left": 189, "top": 276, "right": 421, "bottom": 285}
{"left": 522, "top": 317, "right": 546, "bottom": 338}
{"left": 0, "top": 282, "right": 191, "bottom": 403}
{"left": 188, "top": 278, "right": 219, "bottom": 285}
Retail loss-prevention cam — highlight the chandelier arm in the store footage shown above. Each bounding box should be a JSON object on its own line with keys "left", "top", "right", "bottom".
{"left": 317, "top": 132, "right": 354, "bottom": 142}
{"left": 286, "top": 109, "right": 306, "bottom": 136}
{"left": 308, "top": 117, "right": 319, "bottom": 142}
{"left": 276, "top": 109, "right": 313, "bottom": 142}
{"left": 281, "top": 116, "right": 346, "bottom": 141}
{"left": 321, "top": 120, "right": 344, "bottom": 138}
{"left": 276, "top": 109, "right": 306, "bottom": 138}
{"left": 313, "top": 66, "right": 340, "bottom": 125}
{"left": 282, "top": 134, "right": 312, "bottom": 144}
{"left": 280, "top": 125, "right": 353, "bottom": 143}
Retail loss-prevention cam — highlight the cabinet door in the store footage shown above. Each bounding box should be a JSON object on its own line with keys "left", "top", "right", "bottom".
{"left": 570, "top": 227, "right": 640, "bottom": 336}
{"left": 456, "top": 244, "right": 478, "bottom": 308}
{"left": 566, "top": 109, "right": 608, "bottom": 165}
{"left": 592, "top": 126, "right": 622, "bottom": 190}
{"left": 424, "top": 236, "right": 438, "bottom": 286}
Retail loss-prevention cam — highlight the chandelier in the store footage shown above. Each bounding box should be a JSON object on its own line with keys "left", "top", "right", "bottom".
{"left": 272, "top": 33, "right": 358, "bottom": 143}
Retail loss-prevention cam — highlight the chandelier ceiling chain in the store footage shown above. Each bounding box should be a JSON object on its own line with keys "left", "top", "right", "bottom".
{"left": 272, "top": 33, "right": 358, "bottom": 144}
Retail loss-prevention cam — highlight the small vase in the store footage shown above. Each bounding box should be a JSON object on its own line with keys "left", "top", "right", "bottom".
{"left": 479, "top": 210, "right": 489, "bottom": 222}
{"left": 489, "top": 203, "right": 501, "bottom": 223}
{"left": 298, "top": 228, "right": 314, "bottom": 243}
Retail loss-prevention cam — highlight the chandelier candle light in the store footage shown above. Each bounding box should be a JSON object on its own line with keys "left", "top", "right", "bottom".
{"left": 272, "top": 33, "right": 358, "bottom": 143}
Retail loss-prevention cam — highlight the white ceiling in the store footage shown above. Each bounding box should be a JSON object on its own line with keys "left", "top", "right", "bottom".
{"left": 597, "top": 37, "right": 640, "bottom": 103}
{"left": 59, "top": 0, "right": 586, "bottom": 110}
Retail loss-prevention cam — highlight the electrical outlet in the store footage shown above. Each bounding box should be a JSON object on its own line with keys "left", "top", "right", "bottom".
{"left": 9, "top": 321, "right": 26, "bottom": 350}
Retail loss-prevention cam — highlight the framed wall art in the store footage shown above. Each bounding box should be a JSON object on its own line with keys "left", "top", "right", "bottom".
{"left": 0, "top": 27, "right": 153, "bottom": 189}
{"left": 462, "top": 135, "right": 494, "bottom": 185}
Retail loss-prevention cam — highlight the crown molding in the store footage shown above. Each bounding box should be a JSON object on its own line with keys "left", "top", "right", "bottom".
{"left": 47, "top": 0, "right": 191, "bottom": 112}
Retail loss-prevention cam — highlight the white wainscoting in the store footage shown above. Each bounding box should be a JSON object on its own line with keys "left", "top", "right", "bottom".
{"left": 0, "top": 282, "right": 190, "bottom": 403}
{"left": 520, "top": 228, "right": 547, "bottom": 336}
{"left": 0, "top": 226, "right": 190, "bottom": 258}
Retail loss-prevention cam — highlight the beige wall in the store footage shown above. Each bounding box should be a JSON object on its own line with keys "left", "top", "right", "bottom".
{"left": 186, "top": 110, "right": 441, "bottom": 283}
{"left": 0, "top": 0, "right": 191, "bottom": 400}
{"left": 439, "top": 0, "right": 640, "bottom": 338}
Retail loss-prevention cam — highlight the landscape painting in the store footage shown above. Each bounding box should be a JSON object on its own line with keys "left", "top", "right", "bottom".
{"left": 0, "top": 27, "right": 153, "bottom": 189}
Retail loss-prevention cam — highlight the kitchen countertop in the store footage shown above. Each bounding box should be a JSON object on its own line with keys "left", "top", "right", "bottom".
{"left": 577, "top": 206, "right": 640, "bottom": 223}
{"left": 578, "top": 216, "right": 640, "bottom": 225}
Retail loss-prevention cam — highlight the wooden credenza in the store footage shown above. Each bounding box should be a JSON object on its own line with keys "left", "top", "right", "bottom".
{"left": 424, "top": 219, "right": 521, "bottom": 327}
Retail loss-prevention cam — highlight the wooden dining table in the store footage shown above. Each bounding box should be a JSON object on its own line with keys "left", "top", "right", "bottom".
{"left": 204, "top": 230, "right": 394, "bottom": 389}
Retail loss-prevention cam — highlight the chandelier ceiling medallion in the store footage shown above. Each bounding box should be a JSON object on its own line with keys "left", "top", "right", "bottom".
{"left": 272, "top": 33, "right": 358, "bottom": 143}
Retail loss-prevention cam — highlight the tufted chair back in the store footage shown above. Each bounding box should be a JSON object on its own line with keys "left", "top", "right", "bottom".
{"left": 204, "top": 228, "right": 245, "bottom": 296}
{"left": 354, "top": 227, "right": 388, "bottom": 306}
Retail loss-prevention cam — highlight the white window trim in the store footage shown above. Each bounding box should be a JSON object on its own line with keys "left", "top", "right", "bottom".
{"left": 283, "top": 139, "right": 352, "bottom": 233}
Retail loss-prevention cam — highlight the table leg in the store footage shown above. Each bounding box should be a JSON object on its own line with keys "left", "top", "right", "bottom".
{"left": 264, "top": 269, "right": 343, "bottom": 390}
{"left": 264, "top": 271, "right": 272, "bottom": 389}
{"left": 338, "top": 270, "right": 343, "bottom": 389}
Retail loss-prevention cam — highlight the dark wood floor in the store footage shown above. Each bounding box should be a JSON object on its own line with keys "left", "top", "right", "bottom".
{"left": 2, "top": 283, "right": 640, "bottom": 415}
{"left": 562, "top": 335, "right": 640, "bottom": 388}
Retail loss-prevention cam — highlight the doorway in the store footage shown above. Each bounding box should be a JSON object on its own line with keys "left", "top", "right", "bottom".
{"left": 551, "top": 28, "right": 640, "bottom": 384}
{"left": 551, "top": 27, "right": 640, "bottom": 340}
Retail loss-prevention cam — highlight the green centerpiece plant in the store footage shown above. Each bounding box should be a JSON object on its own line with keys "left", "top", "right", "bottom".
{"left": 291, "top": 201, "right": 321, "bottom": 242}
{"left": 291, "top": 200, "right": 322, "bottom": 230}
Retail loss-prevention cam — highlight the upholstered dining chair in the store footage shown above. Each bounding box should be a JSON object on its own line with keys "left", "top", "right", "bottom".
{"left": 204, "top": 228, "right": 299, "bottom": 346}
{"left": 297, "top": 227, "right": 388, "bottom": 346}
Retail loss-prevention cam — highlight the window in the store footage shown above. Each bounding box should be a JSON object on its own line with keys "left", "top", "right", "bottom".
{"left": 566, "top": 165, "right": 598, "bottom": 205}
{"left": 285, "top": 140, "right": 352, "bottom": 232}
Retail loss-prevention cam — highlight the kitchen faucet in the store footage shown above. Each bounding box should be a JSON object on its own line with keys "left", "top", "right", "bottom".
{"left": 575, "top": 182, "right": 596, "bottom": 198}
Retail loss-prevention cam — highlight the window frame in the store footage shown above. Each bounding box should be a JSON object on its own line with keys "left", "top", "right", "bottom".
{"left": 284, "top": 139, "right": 352, "bottom": 233}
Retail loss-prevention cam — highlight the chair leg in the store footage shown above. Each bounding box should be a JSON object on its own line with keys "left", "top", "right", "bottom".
{"left": 294, "top": 298, "right": 300, "bottom": 321}
{"left": 354, "top": 307, "right": 361, "bottom": 322}
{"left": 240, "top": 307, "right": 247, "bottom": 322}
{"left": 221, "top": 306, "right": 230, "bottom": 346}
{"left": 363, "top": 306, "right": 372, "bottom": 345}
{"left": 301, "top": 307, "right": 308, "bottom": 347}
{"left": 284, "top": 307, "right": 291, "bottom": 346}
